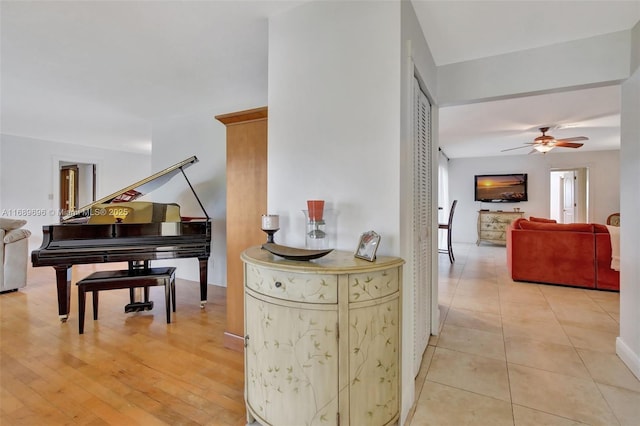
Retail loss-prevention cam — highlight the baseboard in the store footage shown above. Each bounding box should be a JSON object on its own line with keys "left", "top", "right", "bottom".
{"left": 400, "top": 380, "right": 415, "bottom": 425}
{"left": 616, "top": 336, "right": 640, "bottom": 380}
{"left": 224, "top": 331, "right": 245, "bottom": 353}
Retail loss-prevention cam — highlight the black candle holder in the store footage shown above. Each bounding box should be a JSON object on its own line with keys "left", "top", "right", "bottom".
{"left": 262, "top": 228, "right": 279, "bottom": 244}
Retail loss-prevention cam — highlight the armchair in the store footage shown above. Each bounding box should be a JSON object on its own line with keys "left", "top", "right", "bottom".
{"left": 606, "top": 213, "right": 620, "bottom": 226}
{"left": 1, "top": 218, "right": 31, "bottom": 293}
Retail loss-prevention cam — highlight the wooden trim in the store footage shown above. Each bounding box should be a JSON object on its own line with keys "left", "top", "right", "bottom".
{"left": 215, "top": 107, "right": 267, "bottom": 126}
{"left": 223, "top": 332, "right": 245, "bottom": 352}
{"left": 218, "top": 106, "right": 268, "bottom": 353}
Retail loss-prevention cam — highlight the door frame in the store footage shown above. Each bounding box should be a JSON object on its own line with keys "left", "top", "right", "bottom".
{"left": 549, "top": 167, "right": 589, "bottom": 223}
{"left": 52, "top": 156, "right": 100, "bottom": 219}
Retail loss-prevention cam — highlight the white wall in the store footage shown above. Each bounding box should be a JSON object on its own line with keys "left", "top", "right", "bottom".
{"left": 617, "top": 21, "right": 640, "bottom": 380}
{"left": 269, "top": 1, "right": 432, "bottom": 422}
{"left": 268, "top": 1, "right": 401, "bottom": 253}
{"left": 447, "top": 150, "right": 620, "bottom": 243}
{"left": 150, "top": 110, "right": 240, "bottom": 286}
{"left": 438, "top": 30, "right": 632, "bottom": 105}
{"left": 146, "top": 6, "right": 270, "bottom": 285}
{"left": 400, "top": 1, "right": 440, "bottom": 420}
{"left": 0, "top": 134, "right": 151, "bottom": 251}
{"left": 0, "top": 138, "right": 3, "bottom": 212}
{"left": 77, "top": 163, "right": 95, "bottom": 208}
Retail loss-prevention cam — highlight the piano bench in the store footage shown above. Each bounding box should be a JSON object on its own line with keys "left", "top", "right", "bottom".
{"left": 76, "top": 267, "right": 176, "bottom": 334}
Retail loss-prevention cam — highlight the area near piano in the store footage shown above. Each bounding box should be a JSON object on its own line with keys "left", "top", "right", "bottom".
{"left": 31, "top": 156, "right": 212, "bottom": 321}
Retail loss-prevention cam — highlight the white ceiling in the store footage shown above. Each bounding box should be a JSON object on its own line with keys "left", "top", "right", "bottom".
{"left": 413, "top": 0, "right": 639, "bottom": 158}
{"left": 1, "top": 1, "right": 639, "bottom": 157}
{"left": 1, "top": 1, "right": 302, "bottom": 153}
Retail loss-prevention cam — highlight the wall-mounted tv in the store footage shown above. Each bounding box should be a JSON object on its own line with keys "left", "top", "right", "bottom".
{"left": 474, "top": 173, "right": 528, "bottom": 203}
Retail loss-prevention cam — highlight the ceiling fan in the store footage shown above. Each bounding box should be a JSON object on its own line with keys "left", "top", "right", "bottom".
{"left": 502, "top": 127, "right": 588, "bottom": 154}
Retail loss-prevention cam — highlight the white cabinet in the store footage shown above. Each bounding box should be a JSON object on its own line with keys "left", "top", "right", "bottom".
{"left": 477, "top": 210, "right": 524, "bottom": 245}
{"left": 242, "top": 247, "right": 404, "bottom": 426}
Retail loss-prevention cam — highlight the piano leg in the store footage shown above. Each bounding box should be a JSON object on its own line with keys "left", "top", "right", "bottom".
{"left": 54, "top": 266, "right": 72, "bottom": 322}
{"left": 199, "top": 257, "right": 208, "bottom": 308}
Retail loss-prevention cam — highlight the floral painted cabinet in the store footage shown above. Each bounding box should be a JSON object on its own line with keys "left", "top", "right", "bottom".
{"left": 477, "top": 210, "right": 524, "bottom": 245}
{"left": 241, "top": 247, "right": 404, "bottom": 426}
{"left": 245, "top": 295, "right": 338, "bottom": 425}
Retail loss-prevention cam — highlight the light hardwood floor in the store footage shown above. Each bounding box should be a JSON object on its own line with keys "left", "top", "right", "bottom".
{"left": 1, "top": 262, "right": 246, "bottom": 425}
{"left": 2, "top": 245, "right": 639, "bottom": 425}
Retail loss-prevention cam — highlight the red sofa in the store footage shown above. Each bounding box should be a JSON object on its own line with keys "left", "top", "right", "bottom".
{"left": 506, "top": 217, "right": 619, "bottom": 291}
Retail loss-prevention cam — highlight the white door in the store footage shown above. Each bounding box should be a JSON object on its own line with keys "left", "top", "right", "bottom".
{"left": 413, "top": 77, "right": 432, "bottom": 375}
{"left": 562, "top": 171, "right": 576, "bottom": 223}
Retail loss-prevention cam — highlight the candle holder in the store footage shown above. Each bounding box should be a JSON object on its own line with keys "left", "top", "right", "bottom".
{"left": 261, "top": 214, "right": 280, "bottom": 244}
{"left": 262, "top": 228, "right": 279, "bottom": 243}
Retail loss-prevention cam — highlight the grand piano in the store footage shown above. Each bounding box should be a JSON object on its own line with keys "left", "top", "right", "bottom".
{"left": 32, "top": 156, "right": 211, "bottom": 321}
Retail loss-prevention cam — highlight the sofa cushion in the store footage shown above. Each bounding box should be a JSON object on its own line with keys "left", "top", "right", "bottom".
{"left": 0, "top": 218, "right": 27, "bottom": 231}
{"left": 529, "top": 216, "right": 557, "bottom": 223}
{"left": 518, "top": 221, "right": 594, "bottom": 232}
{"left": 511, "top": 217, "right": 528, "bottom": 229}
{"left": 4, "top": 228, "right": 31, "bottom": 244}
{"left": 508, "top": 226, "right": 596, "bottom": 288}
{"left": 593, "top": 224, "right": 609, "bottom": 233}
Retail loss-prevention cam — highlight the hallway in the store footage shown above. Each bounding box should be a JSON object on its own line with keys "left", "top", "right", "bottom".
{"left": 408, "top": 243, "right": 639, "bottom": 425}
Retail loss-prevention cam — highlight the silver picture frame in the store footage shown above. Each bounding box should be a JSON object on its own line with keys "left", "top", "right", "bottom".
{"left": 355, "top": 230, "right": 380, "bottom": 261}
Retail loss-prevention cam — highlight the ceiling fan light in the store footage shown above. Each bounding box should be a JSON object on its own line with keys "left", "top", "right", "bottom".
{"left": 534, "top": 144, "right": 554, "bottom": 153}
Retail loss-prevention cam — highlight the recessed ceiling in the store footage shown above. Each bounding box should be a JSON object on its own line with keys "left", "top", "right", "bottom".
{"left": 412, "top": 1, "right": 640, "bottom": 66}
{"left": 1, "top": 1, "right": 638, "bottom": 156}
{"left": 412, "top": 0, "right": 639, "bottom": 159}
{"left": 438, "top": 85, "right": 622, "bottom": 158}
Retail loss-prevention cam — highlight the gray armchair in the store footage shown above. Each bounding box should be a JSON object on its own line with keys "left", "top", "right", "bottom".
{"left": 0, "top": 218, "right": 31, "bottom": 293}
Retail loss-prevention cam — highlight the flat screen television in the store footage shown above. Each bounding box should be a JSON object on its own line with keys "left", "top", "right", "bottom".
{"left": 474, "top": 173, "right": 528, "bottom": 203}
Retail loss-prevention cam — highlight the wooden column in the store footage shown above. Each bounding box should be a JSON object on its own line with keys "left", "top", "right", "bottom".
{"left": 215, "top": 107, "right": 268, "bottom": 351}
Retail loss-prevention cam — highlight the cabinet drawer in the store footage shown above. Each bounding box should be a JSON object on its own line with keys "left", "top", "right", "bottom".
{"left": 481, "top": 217, "right": 512, "bottom": 225}
{"left": 349, "top": 267, "right": 399, "bottom": 302}
{"left": 245, "top": 264, "right": 338, "bottom": 304}
{"left": 481, "top": 222, "right": 508, "bottom": 231}
{"left": 480, "top": 213, "right": 521, "bottom": 223}
{"left": 479, "top": 230, "right": 506, "bottom": 241}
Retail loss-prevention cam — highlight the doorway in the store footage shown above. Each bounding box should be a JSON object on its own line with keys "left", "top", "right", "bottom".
{"left": 549, "top": 167, "right": 589, "bottom": 223}
{"left": 59, "top": 161, "right": 96, "bottom": 217}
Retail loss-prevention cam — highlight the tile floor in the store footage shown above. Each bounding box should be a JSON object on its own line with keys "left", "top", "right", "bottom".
{"left": 407, "top": 243, "right": 639, "bottom": 426}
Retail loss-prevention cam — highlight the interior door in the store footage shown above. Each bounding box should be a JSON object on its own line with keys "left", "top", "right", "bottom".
{"left": 562, "top": 171, "right": 576, "bottom": 223}
{"left": 413, "top": 77, "right": 432, "bottom": 375}
{"left": 59, "top": 165, "right": 79, "bottom": 217}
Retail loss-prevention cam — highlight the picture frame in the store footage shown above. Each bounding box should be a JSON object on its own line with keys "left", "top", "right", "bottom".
{"left": 355, "top": 230, "right": 381, "bottom": 261}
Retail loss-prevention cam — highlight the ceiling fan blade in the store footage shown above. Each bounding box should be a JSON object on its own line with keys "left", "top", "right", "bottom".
{"left": 501, "top": 145, "right": 534, "bottom": 152}
{"left": 555, "top": 141, "right": 584, "bottom": 148}
{"left": 527, "top": 149, "right": 539, "bottom": 155}
{"left": 556, "top": 136, "right": 588, "bottom": 142}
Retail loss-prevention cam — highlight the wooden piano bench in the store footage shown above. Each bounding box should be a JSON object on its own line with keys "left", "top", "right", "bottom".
{"left": 76, "top": 267, "right": 176, "bottom": 334}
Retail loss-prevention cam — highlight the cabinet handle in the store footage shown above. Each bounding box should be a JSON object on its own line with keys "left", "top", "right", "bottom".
{"left": 274, "top": 281, "right": 282, "bottom": 288}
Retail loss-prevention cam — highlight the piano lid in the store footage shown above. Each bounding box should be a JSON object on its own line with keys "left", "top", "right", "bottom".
{"left": 62, "top": 156, "right": 208, "bottom": 222}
